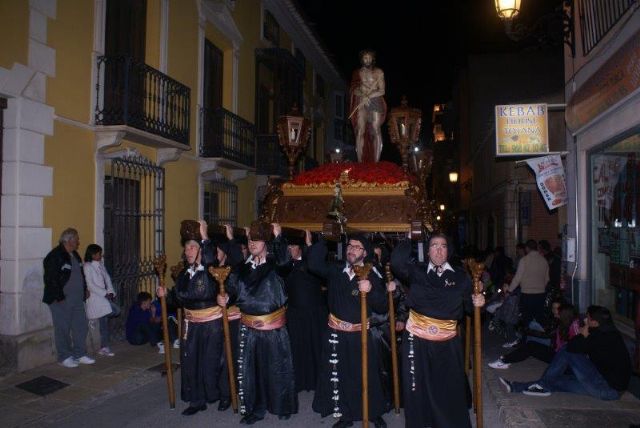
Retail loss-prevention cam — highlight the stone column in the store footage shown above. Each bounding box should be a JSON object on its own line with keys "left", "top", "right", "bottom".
{"left": 0, "top": 0, "right": 56, "bottom": 372}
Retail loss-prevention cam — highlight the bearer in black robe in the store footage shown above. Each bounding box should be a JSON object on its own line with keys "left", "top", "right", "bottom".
{"left": 390, "top": 233, "right": 485, "bottom": 428}
{"left": 280, "top": 230, "right": 327, "bottom": 392}
{"left": 224, "top": 221, "right": 297, "bottom": 424}
{"left": 308, "top": 234, "right": 389, "bottom": 428}
{"left": 157, "top": 219, "right": 229, "bottom": 416}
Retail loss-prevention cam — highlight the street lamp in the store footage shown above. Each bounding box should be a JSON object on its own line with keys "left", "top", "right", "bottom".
{"left": 449, "top": 171, "right": 459, "bottom": 183}
{"left": 439, "top": 204, "right": 445, "bottom": 211}
{"left": 388, "top": 96, "right": 422, "bottom": 173}
{"left": 495, "top": 0, "right": 521, "bottom": 20}
{"left": 494, "top": 0, "right": 575, "bottom": 56}
{"left": 276, "top": 104, "right": 311, "bottom": 180}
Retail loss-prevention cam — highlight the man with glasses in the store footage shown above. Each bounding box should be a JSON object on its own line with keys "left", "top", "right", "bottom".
{"left": 390, "top": 233, "right": 485, "bottom": 428}
{"left": 308, "top": 234, "right": 390, "bottom": 428}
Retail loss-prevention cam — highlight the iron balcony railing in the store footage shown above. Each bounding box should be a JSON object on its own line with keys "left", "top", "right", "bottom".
{"left": 579, "top": 0, "right": 635, "bottom": 55}
{"left": 199, "top": 107, "right": 256, "bottom": 168}
{"left": 255, "top": 134, "right": 289, "bottom": 177}
{"left": 95, "top": 55, "right": 190, "bottom": 146}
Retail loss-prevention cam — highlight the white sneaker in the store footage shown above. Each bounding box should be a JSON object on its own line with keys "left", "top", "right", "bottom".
{"left": 75, "top": 355, "right": 95, "bottom": 365}
{"left": 488, "top": 359, "right": 510, "bottom": 369}
{"left": 98, "top": 347, "right": 115, "bottom": 357}
{"left": 157, "top": 342, "right": 165, "bottom": 354}
{"left": 523, "top": 383, "right": 551, "bottom": 397}
{"left": 173, "top": 339, "right": 180, "bottom": 349}
{"left": 502, "top": 339, "right": 520, "bottom": 349}
{"left": 60, "top": 356, "right": 79, "bottom": 368}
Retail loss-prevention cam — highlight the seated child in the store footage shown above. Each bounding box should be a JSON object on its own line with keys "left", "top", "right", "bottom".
{"left": 126, "top": 292, "right": 162, "bottom": 350}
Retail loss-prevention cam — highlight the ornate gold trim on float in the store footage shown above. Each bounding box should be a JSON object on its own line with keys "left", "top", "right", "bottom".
{"left": 282, "top": 181, "right": 411, "bottom": 197}
{"left": 277, "top": 222, "right": 411, "bottom": 232}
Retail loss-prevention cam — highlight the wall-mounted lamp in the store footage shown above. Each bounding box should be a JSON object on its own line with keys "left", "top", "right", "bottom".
{"left": 495, "top": 0, "right": 575, "bottom": 57}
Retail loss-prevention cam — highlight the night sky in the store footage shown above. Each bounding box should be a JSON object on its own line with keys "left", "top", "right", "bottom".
{"left": 295, "top": 0, "right": 564, "bottom": 116}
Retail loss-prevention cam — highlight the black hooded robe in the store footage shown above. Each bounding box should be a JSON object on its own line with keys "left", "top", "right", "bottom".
{"left": 391, "top": 240, "right": 473, "bottom": 428}
{"left": 281, "top": 250, "right": 328, "bottom": 392}
{"left": 226, "top": 237, "right": 298, "bottom": 418}
{"left": 307, "top": 239, "right": 389, "bottom": 423}
{"left": 172, "top": 239, "right": 229, "bottom": 407}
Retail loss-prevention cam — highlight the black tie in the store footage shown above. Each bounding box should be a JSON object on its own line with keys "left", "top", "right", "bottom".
{"left": 435, "top": 265, "right": 444, "bottom": 275}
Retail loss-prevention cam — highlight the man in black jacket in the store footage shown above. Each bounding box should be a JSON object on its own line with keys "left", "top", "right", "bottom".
{"left": 43, "top": 228, "right": 94, "bottom": 368}
{"left": 501, "top": 305, "right": 632, "bottom": 400}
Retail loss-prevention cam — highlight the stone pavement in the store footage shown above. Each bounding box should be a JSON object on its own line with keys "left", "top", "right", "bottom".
{"left": 0, "top": 325, "right": 638, "bottom": 428}
{"left": 0, "top": 341, "right": 169, "bottom": 427}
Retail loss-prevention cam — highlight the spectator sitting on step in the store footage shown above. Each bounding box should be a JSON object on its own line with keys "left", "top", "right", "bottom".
{"left": 126, "top": 291, "right": 162, "bottom": 351}
{"left": 499, "top": 305, "right": 632, "bottom": 400}
{"left": 489, "top": 301, "right": 578, "bottom": 369}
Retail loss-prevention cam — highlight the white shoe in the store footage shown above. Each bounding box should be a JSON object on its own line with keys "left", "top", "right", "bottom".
{"left": 488, "top": 359, "right": 510, "bottom": 369}
{"left": 98, "top": 347, "right": 115, "bottom": 357}
{"left": 502, "top": 339, "right": 520, "bottom": 349}
{"left": 60, "top": 356, "right": 79, "bottom": 368}
{"left": 173, "top": 339, "right": 180, "bottom": 349}
{"left": 75, "top": 355, "right": 95, "bottom": 365}
{"left": 157, "top": 342, "right": 165, "bottom": 354}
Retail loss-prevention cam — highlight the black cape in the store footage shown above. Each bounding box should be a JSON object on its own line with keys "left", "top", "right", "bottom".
{"left": 227, "top": 239, "right": 298, "bottom": 418}
{"left": 307, "top": 240, "right": 390, "bottom": 422}
{"left": 391, "top": 240, "right": 473, "bottom": 428}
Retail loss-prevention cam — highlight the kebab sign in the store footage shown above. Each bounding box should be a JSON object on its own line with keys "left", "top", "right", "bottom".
{"left": 495, "top": 103, "right": 549, "bottom": 156}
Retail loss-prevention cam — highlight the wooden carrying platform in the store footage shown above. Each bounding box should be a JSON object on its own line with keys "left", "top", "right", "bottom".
{"left": 267, "top": 182, "right": 418, "bottom": 232}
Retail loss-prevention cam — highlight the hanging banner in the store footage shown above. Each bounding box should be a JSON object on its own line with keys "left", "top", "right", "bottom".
{"left": 495, "top": 103, "right": 549, "bottom": 156}
{"left": 525, "top": 155, "right": 567, "bottom": 210}
{"left": 592, "top": 154, "right": 626, "bottom": 210}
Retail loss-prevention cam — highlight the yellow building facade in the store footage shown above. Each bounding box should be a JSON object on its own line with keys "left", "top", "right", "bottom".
{"left": 0, "top": 0, "right": 345, "bottom": 372}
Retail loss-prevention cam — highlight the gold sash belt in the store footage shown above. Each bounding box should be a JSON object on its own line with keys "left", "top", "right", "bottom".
{"left": 328, "top": 313, "right": 369, "bottom": 332}
{"left": 241, "top": 306, "right": 286, "bottom": 330}
{"left": 184, "top": 306, "right": 222, "bottom": 323}
{"left": 227, "top": 305, "right": 241, "bottom": 321}
{"left": 406, "top": 310, "right": 457, "bottom": 341}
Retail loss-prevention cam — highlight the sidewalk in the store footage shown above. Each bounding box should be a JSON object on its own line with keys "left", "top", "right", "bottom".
{"left": 482, "top": 325, "right": 640, "bottom": 428}
{"left": 0, "top": 341, "right": 174, "bottom": 428}
{"left": 2, "top": 327, "right": 639, "bottom": 428}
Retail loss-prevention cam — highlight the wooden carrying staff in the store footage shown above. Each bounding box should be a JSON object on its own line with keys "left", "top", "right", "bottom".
{"left": 384, "top": 263, "right": 401, "bottom": 414}
{"left": 466, "top": 259, "right": 484, "bottom": 428}
{"left": 170, "top": 261, "right": 184, "bottom": 341}
{"left": 352, "top": 263, "right": 373, "bottom": 427}
{"left": 153, "top": 255, "right": 176, "bottom": 409}
{"left": 208, "top": 265, "right": 238, "bottom": 413}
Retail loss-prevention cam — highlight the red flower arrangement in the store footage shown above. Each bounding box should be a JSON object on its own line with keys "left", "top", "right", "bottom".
{"left": 292, "top": 161, "right": 411, "bottom": 186}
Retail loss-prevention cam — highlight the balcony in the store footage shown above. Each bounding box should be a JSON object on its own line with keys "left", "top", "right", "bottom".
{"left": 255, "top": 134, "right": 288, "bottom": 177}
{"left": 200, "top": 107, "right": 256, "bottom": 170}
{"left": 95, "top": 55, "right": 191, "bottom": 148}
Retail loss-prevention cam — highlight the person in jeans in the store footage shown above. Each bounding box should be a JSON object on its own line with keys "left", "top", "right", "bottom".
{"left": 43, "top": 228, "right": 95, "bottom": 368}
{"left": 83, "top": 244, "right": 121, "bottom": 357}
{"left": 126, "top": 291, "right": 161, "bottom": 347}
{"left": 504, "top": 239, "right": 549, "bottom": 347}
{"left": 500, "top": 305, "right": 632, "bottom": 399}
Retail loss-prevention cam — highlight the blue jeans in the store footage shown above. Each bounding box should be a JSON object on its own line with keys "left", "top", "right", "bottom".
{"left": 511, "top": 348, "right": 620, "bottom": 400}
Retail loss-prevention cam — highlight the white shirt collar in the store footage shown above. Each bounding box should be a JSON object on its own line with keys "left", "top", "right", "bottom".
{"left": 427, "top": 261, "right": 454, "bottom": 277}
{"left": 342, "top": 261, "right": 363, "bottom": 281}
{"left": 246, "top": 256, "right": 266, "bottom": 270}
{"left": 186, "top": 264, "right": 205, "bottom": 278}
